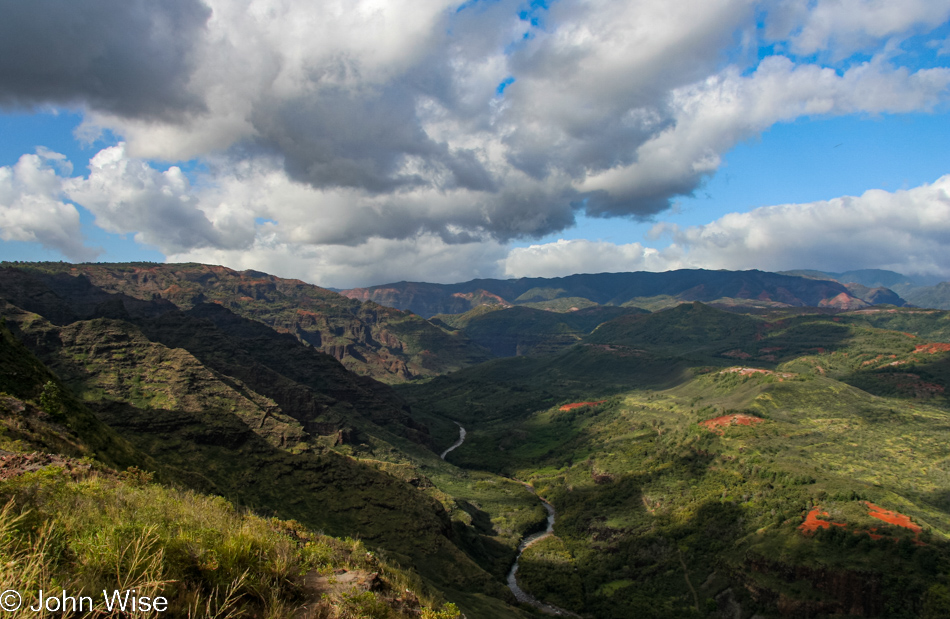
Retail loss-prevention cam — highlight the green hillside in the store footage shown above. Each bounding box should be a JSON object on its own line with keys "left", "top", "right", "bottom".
{"left": 0, "top": 276, "right": 539, "bottom": 618}
{"left": 402, "top": 303, "right": 950, "bottom": 618}
{"left": 0, "top": 320, "right": 467, "bottom": 618}
{"left": 433, "top": 305, "right": 644, "bottom": 357}
{"left": 904, "top": 283, "right": 950, "bottom": 310}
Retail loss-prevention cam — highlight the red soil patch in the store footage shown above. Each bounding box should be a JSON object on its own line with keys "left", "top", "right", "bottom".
{"left": 914, "top": 343, "right": 950, "bottom": 354}
{"left": 559, "top": 400, "right": 606, "bottom": 412}
{"left": 700, "top": 414, "right": 764, "bottom": 435}
{"left": 863, "top": 502, "right": 922, "bottom": 533}
{"left": 721, "top": 367, "right": 793, "bottom": 379}
{"left": 799, "top": 507, "right": 847, "bottom": 534}
{"left": 721, "top": 349, "right": 752, "bottom": 359}
{"left": 799, "top": 503, "right": 925, "bottom": 544}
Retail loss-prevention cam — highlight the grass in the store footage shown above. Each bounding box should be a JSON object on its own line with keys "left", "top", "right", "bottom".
{"left": 0, "top": 313, "right": 524, "bottom": 617}
{"left": 0, "top": 465, "right": 462, "bottom": 618}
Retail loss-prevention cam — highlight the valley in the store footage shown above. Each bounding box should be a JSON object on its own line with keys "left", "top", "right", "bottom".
{"left": 0, "top": 262, "right": 949, "bottom": 617}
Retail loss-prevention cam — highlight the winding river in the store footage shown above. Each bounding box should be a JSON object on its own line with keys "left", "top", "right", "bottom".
{"left": 440, "top": 423, "right": 578, "bottom": 617}
{"left": 439, "top": 422, "right": 467, "bottom": 459}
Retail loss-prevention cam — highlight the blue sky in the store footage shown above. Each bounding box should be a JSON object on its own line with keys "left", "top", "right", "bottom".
{"left": 531, "top": 111, "right": 950, "bottom": 246}
{"left": 2, "top": 0, "right": 950, "bottom": 287}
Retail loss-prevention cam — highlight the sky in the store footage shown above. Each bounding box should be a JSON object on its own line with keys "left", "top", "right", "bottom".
{"left": 1, "top": 0, "right": 950, "bottom": 289}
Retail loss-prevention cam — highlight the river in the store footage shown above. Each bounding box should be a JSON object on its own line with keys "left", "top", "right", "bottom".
{"left": 439, "top": 422, "right": 466, "bottom": 459}
{"left": 440, "top": 423, "right": 578, "bottom": 617}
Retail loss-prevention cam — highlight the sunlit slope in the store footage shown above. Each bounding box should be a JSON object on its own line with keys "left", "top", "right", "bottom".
{"left": 402, "top": 305, "right": 950, "bottom": 618}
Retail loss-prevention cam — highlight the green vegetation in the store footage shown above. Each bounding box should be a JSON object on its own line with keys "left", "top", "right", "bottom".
{"left": 431, "top": 306, "right": 643, "bottom": 357}
{"left": 342, "top": 269, "right": 885, "bottom": 317}
{"left": 404, "top": 303, "right": 950, "bottom": 617}
{"left": 6, "top": 262, "right": 950, "bottom": 618}
{"left": 0, "top": 279, "right": 538, "bottom": 618}
{"left": 0, "top": 464, "right": 461, "bottom": 618}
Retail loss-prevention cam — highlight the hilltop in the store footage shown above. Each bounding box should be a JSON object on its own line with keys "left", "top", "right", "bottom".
{"left": 780, "top": 269, "right": 950, "bottom": 310}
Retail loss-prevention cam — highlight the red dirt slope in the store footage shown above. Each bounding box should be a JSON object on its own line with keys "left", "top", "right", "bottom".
{"left": 700, "top": 414, "right": 764, "bottom": 435}
{"left": 559, "top": 400, "right": 606, "bottom": 412}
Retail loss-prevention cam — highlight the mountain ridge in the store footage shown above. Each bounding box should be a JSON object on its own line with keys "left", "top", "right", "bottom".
{"left": 341, "top": 269, "right": 906, "bottom": 317}
{"left": 0, "top": 262, "right": 492, "bottom": 382}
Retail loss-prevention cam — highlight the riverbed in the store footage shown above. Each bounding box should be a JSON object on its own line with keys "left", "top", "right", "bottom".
{"left": 439, "top": 423, "right": 578, "bottom": 616}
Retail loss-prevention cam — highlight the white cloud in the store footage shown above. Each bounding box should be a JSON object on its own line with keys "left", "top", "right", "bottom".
{"left": 668, "top": 175, "right": 950, "bottom": 276}
{"left": 783, "top": 0, "right": 950, "bottom": 56}
{"left": 3, "top": 0, "right": 950, "bottom": 283}
{"left": 169, "top": 233, "right": 508, "bottom": 289}
{"left": 504, "top": 176, "right": 950, "bottom": 279}
{"left": 577, "top": 55, "right": 950, "bottom": 215}
{"left": 70, "top": 1, "right": 950, "bottom": 251}
{"left": 505, "top": 239, "right": 683, "bottom": 279}
{"left": 0, "top": 151, "right": 99, "bottom": 261}
{"left": 64, "top": 144, "right": 255, "bottom": 254}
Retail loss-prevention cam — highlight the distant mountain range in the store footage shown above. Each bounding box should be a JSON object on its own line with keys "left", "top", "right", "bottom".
{"left": 341, "top": 269, "right": 914, "bottom": 317}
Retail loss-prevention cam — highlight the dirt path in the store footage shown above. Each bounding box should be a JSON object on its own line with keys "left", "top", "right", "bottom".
{"left": 678, "top": 548, "right": 700, "bottom": 613}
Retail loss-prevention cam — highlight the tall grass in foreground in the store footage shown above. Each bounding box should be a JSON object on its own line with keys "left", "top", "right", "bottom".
{"left": 0, "top": 465, "right": 459, "bottom": 618}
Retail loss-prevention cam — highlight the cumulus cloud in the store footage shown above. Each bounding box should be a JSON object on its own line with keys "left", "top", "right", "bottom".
{"left": 775, "top": 0, "right": 950, "bottom": 57}
{"left": 666, "top": 175, "right": 950, "bottom": 276}
{"left": 3, "top": 0, "right": 950, "bottom": 283}
{"left": 577, "top": 55, "right": 950, "bottom": 216}
{"left": 505, "top": 239, "right": 682, "bottom": 279}
{"left": 169, "top": 233, "right": 509, "bottom": 289}
{"left": 68, "top": 0, "right": 950, "bottom": 251}
{"left": 0, "top": 151, "right": 99, "bottom": 261}
{"left": 504, "top": 176, "right": 950, "bottom": 279}
{"left": 64, "top": 144, "right": 254, "bottom": 254}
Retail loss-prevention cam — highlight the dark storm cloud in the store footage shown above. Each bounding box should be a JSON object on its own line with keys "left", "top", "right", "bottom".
{"left": 0, "top": 0, "right": 210, "bottom": 118}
